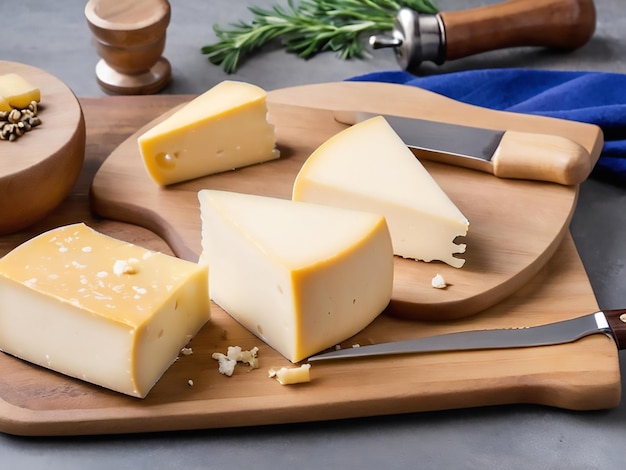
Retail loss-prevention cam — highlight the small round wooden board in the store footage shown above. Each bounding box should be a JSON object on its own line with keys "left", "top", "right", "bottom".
{"left": 0, "top": 61, "right": 85, "bottom": 234}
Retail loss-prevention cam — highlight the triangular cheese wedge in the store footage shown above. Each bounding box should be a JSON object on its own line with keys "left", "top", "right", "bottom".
{"left": 138, "top": 80, "right": 279, "bottom": 186}
{"left": 198, "top": 189, "right": 394, "bottom": 363}
{"left": 293, "top": 116, "right": 469, "bottom": 268}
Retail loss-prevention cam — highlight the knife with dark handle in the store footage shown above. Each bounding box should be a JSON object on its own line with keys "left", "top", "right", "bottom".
{"left": 307, "top": 309, "right": 626, "bottom": 362}
{"left": 333, "top": 110, "right": 593, "bottom": 186}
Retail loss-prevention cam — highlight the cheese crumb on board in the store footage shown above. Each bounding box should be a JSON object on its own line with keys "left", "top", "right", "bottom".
{"left": 268, "top": 364, "right": 312, "bottom": 385}
{"left": 431, "top": 273, "right": 447, "bottom": 289}
{"left": 0, "top": 223, "right": 210, "bottom": 398}
{"left": 292, "top": 115, "right": 469, "bottom": 268}
{"left": 137, "top": 80, "right": 278, "bottom": 186}
{"left": 212, "top": 353, "right": 237, "bottom": 376}
{"left": 199, "top": 189, "right": 394, "bottom": 363}
{"left": 212, "top": 346, "right": 260, "bottom": 376}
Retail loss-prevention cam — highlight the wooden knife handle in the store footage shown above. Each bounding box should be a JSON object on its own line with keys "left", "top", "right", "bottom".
{"left": 491, "top": 130, "right": 592, "bottom": 185}
{"left": 441, "top": 0, "right": 596, "bottom": 61}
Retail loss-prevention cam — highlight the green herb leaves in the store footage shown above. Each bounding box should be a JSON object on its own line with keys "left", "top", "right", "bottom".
{"left": 201, "top": 0, "right": 438, "bottom": 73}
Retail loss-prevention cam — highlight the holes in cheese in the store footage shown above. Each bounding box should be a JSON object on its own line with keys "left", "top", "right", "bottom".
{"left": 198, "top": 189, "right": 394, "bottom": 363}
{"left": 137, "top": 80, "right": 279, "bottom": 186}
{"left": 292, "top": 115, "right": 469, "bottom": 268}
{"left": 0, "top": 73, "right": 41, "bottom": 112}
{"left": 0, "top": 223, "right": 210, "bottom": 398}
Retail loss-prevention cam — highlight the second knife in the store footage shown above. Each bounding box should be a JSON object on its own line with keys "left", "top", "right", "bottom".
{"left": 308, "top": 309, "right": 626, "bottom": 362}
{"left": 333, "top": 110, "right": 592, "bottom": 186}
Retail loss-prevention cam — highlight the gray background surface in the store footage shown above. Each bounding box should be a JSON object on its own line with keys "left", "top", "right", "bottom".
{"left": 2, "top": 0, "right": 626, "bottom": 468}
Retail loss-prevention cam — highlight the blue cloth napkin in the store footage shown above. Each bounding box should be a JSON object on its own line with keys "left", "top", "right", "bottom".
{"left": 348, "top": 69, "right": 626, "bottom": 183}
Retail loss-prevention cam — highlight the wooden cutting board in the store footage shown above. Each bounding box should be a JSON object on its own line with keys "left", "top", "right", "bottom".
{"left": 0, "top": 86, "right": 617, "bottom": 437}
{"left": 0, "top": 235, "right": 618, "bottom": 436}
{"left": 90, "top": 82, "right": 603, "bottom": 320}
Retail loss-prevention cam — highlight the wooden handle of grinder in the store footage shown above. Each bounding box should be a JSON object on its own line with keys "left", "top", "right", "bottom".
{"left": 441, "top": 0, "right": 597, "bottom": 61}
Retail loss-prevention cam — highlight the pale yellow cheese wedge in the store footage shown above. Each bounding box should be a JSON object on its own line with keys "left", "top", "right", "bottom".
{"left": 137, "top": 80, "right": 279, "bottom": 186}
{"left": 0, "top": 73, "right": 41, "bottom": 112}
{"left": 293, "top": 116, "right": 469, "bottom": 268}
{"left": 198, "top": 189, "right": 394, "bottom": 363}
{"left": 0, "top": 223, "right": 210, "bottom": 398}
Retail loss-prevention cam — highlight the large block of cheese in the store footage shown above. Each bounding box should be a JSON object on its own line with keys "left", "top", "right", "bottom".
{"left": 198, "top": 189, "right": 394, "bottom": 363}
{"left": 0, "top": 223, "right": 210, "bottom": 398}
{"left": 293, "top": 116, "right": 469, "bottom": 268}
{"left": 0, "top": 73, "right": 41, "bottom": 112}
{"left": 137, "top": 80, "right": 279, "bottom": 186}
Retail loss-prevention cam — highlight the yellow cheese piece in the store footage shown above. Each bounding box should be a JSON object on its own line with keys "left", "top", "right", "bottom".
{"left": 269, "top": 364, "right": 311, "bottom": 385}
{"left": 198, "top": 189, "right": 394, "bottom": 363}
{"left": 137, "top": 80, "right": 279, "bottom": 186}
{"left": 0, "top": 223, "right": 210, "bottom": 398}
{"left": 0, "top": 73, "right": 41, "bottom": 112}
{"left": 293, "top": 116, "right": 469, "bottom": 268}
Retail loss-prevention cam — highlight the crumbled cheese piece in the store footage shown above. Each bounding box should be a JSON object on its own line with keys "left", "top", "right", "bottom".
{"left": 187, "top": 379, "right": 194, "bottom": 387}
{"left": 113, "top": 258, "right": 138, "bottom": 276}
{"left": 180, "top": 347, "right": 193, "bottom": 356}
{"left": 268, "top": 364, "right": 312, "bottom": 385}
{"left": 212, "top": 345, "right": 260, "bottom": 376}
{"left": 212, "top": 352, "right": 237, "bottom": 376}
{"left": 431, "top": 273, "right": 447, "bottom": 289}
{"left": 226, "top": 345, "right": 260, "bottom": 369}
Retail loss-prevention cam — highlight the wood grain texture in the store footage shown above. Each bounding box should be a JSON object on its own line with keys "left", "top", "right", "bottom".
{"left": 0, "top": 91, "right": 617, "bottom": 437}
{"left": 0, "top": 61, "right": 85, "bottom": 234}
{"left": 91, "top": 82, "right": 603, "bottom": 321}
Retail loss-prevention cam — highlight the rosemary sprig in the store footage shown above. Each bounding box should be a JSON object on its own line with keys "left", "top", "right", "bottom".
{"left": 202, "top": 0, "right": 438, "bottom": 73}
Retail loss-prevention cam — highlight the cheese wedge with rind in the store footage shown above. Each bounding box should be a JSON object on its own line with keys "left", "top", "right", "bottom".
{"left": 292, "top": 115, "right": 469, "bottom": 268}
{"left": 0, "top": 223, "right": 210, "bottom": 398}
{"left": 198, "top": 189, "right": 394, "bottom": 363}
{"left": 137, "top": 80, "right": 279, "bottom": 186}
{"left": 0, "top": 73, "right": 40, "bottom": 112}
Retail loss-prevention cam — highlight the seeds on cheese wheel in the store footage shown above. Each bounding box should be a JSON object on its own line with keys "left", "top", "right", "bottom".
{"left": 0, "top": 223, "right": 210, "bottom": 398}
{"left": 137, "top": 80, "right": 279, "bottom": 186}
{"left": 198, "top": 189, "right": 394, "bottom": 363}
{"left": 292, "top": 115, "right": 469, "bottom": 268}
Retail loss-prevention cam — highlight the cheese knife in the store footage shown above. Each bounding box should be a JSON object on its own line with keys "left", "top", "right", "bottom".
{"left": 307, "top": 309, "right": 626, "bottom": 362}
{"left": 333, "top": 110, "right": 593, "bottom": 186}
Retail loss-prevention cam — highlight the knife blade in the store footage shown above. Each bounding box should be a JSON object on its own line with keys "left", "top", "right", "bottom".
{"left": 333, "top": 110, "right": 592, "bottom": 186}
{"left": 307, "top": 309, "right": 626, "bottom": 362}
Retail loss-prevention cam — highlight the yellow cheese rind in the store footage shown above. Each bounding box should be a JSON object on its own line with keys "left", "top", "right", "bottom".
{"left": 0, "top": 223, "right": 210, "bottom": 398}
{"left": 198, "top": 189, "right": 394, "bottom": 363}
{"left": 137, "top": 80, "right": 279, "bottom": 186}
{"left": 0, "top": 73, "right": 41, "bottom": 111}
{"left": 293, "top": 116, "right": 469, "bottom": 268}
